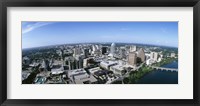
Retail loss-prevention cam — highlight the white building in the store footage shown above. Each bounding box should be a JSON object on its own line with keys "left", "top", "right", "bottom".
{"left": 100, "top": 61, "right": 118, "bottom": 70}
{"left": 110, "top": 65, "right": 125, "bottom": 75}
{"left": 92, "top": 45, "right": 97, "bottom": 54}
{"left": 88, "top": 67, "right": 101, "bottom": 74}
{"left": 171, "top": 53, "right": 176, "bottom": 57}
{"left": 51, "top": 64, "right": 64, "bottom": 75}
{"left": 130, "top": 45, "right": 137, "bottom": 52}
{"left": 119, "top": 47, "right": 126, "bottom": 59}
{"left": 157, "top": 57, "right": 162, "bottom": 62}
{"left": 41, "top": 60, "right": 47, "bottom": 69}
{"left": 73, "top": 47, "right": 81, "bottom": 56}
{"left": 145, "top": 53, "right": 151, "bottom": 60}
{"left": 83, "top": 57, "right": 93, "bottom": 68}
{"left": 68, "top": 68, "right": 89, "bottom": 80}
{"left": 146, "top": 59, "right": 155, "bottom": 65}
{"left": 150, "top": 52, "right": 159, "bottom": 61}
{"left": 108, "top": 43, "right": 116, "bottom": 57}
{"left": 68, "top": 69, "right": 97, "bottom": 84}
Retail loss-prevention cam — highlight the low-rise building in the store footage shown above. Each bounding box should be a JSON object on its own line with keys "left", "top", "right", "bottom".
{"left": 51, "top": 64, "right": 64, "bottom": 75}
{"left": 88, "top": 67, "right": 101, "bottom": 74}
{"left": 100, "top": 61, "right": 118, "bottom": 70}
{"left": 146, "top": 59, "right": 155, "bottom": 65}
{"left": 74, "top": 75, "right": 98, "bottom": 84}
{"left": 67, "top": 69, "right": 88, "bottom": 80}
{"left": 68, "top": 68, "right": 97, "bottom": 84}
{"left": 110, "top": 65, "right": 125, "bottom": 75}
{"left": 171, "top": 53, "right": 176, "bottom": 57}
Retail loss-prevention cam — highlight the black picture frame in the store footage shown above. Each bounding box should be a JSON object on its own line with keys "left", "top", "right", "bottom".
{"left": 0, "top": 0, "right": 200, "bottom": 106}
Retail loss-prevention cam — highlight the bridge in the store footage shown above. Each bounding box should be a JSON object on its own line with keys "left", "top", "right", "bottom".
{"left": 150, "top": 66, "right": 178, "bottom": 72}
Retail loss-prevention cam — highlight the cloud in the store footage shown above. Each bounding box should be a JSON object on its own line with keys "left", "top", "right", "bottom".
{"left": 22, "top": 22, "right": 54, "bottom": 34}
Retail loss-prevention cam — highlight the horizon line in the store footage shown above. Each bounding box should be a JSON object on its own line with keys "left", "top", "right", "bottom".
{"left": 22, "top": 42, "right": 178, "bottom": 50}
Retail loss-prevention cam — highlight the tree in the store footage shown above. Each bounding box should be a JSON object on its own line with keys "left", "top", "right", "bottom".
{"left": 123, "top": 77, "right": 129, "bottom": 84}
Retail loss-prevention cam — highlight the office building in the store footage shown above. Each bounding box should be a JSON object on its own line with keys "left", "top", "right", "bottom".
{"left": 100, "top": 61, "right": 118, "bottom": 70}
{"left": 150, "top": 52, "right": 159, "bottom": 61}
{"left": 83, "top": 48, "right": 89, "bottom": 58}
{"left": 128, "top": 52, "right": 137, "bottom": 66}
{"left": 137, "top": 48, "right": 145, "bottom": 62}
{"left": 73, "top": 47, "right": 81, "bottom": 56}
{"left": 119, "top": 47, "right": 126, "bottom": 59}
{"left": 110, "top": 43, "right": 116, "bottom": 55}
{"left": 101, "top": 46, "right": 107, "bottom": 55}
{"left": 171, "top": 53, "right": 176, "bottom": 57}
{"left": 130, "top": 45, "right": 137, "bottom": 52}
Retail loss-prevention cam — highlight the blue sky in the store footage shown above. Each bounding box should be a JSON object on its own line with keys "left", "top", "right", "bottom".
{"left": 22, "top": 22, "right": 178, "bottom": 48}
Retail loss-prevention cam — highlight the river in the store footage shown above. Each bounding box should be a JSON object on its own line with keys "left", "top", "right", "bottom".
{"left": 136, "top": 60, "right": 178, "bottom": 84}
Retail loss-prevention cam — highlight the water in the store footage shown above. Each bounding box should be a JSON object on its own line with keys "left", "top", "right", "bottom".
{"left": 137, "top": 60, "right": 178, "bottom": 84}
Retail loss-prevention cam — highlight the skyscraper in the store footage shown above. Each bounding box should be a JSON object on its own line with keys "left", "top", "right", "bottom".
{"left": 75, "top": 55, "right": 84, "bottom": 69}
{"left": 92, "top": 45, "right": 97, "bottom": 52}
{"left": 41, "top": 59, "right": 47, "bottom": 70}
{"left": 101, "top": 46, "right": 107, "bottom": 55}
{"left": 130, "top": 45, "right": 137, "bottom": 52}
{"left": 65, "top": 56, "right": 75, "bottom": 70}
{"left": 120, "top": 47, "right": 126, "bottom": 59}
{"left": 154, "top": 52, "right": 159, "bottom": 61}
{"left": 110, "top": 43, "right": 116, "bottom": 55}
{"left": 137, "top": 48, "right": 145, "bottom": 62}
{"left": 150, "top": 52, "right": 159, "bottom": 61}
{"left": 128, "top": 52, "right": 137, "bottom": 66}
{"left": 73, "top": 47, "right": 81, "bottom": 56}
{"left": 83, "top": 48, "right": 89, "bottom": 58}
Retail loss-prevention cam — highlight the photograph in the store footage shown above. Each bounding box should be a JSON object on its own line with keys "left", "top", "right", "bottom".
{"left": 22, "top": 22, "right": 178, "bottom": 84}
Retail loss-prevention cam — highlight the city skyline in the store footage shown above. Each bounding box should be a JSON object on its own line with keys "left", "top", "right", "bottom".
{"left": 22, "top": 22, "right": 178, "bottom": 49}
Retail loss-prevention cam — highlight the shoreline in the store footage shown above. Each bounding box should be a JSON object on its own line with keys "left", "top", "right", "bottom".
{"left": 124, "top": 57, "right": 178, "bottom": 84}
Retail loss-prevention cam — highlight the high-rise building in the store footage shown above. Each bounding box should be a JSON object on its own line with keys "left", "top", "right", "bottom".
{"left": 150, "top": 52, "right": 159, "bottom": 61}
{"left": 128, "top": 52, "right": 137, "bottom": 66}
{"left": 150, "top": 52, "right": 154, "bottom": 59}
{"left": 95, "top": 45, "right": 100, "bottom": 50}
{"left": 130, "top": 45, "right": 137, "bottom": 52}
{"left": 108, "top": 43, "right": 116, "bottom": 57}
{"left": 40, "top": 59, "right": 50, "bottom": 71}
{"left": 75, "top": 55, "right": 84, "bottom": 69}
{"left": 83, "top": 58, "right": 88, "bottom": 68}
{"left": 73, "top": 47, "right": 81, "bottom": 56}
{"left": 65, "top": 56, "right": 75, "bottom": 70}
{"left": 101, "top": 46, "right": 107, "bottom": 55}
{"left": 83, "top": 57, "right": 94, "bottom": 68}
{"left": 119, "top": 47, "right": 126, "bottom": 59}
{"left": 137, "top": 48, "right": 145, "bottom": 62}
{"left": 110, "top": 43, "right": 116, "bottom": 55}
{"left": 83, "top": 48, "right": 89, "bottom": 58}
{"left": 41, "top": 60, "right": 47, "bottom": 69}
{"left": 154, "top": 52, "right": 159, "bottom": 61}
{"left": 92, "top": 45, "right": 97, "bottom": 52}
